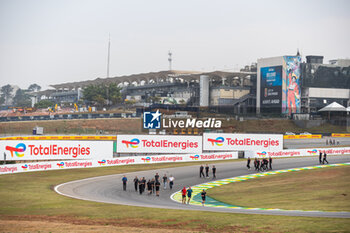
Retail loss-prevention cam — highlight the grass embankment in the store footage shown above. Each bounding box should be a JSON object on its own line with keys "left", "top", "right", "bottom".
{"left": 0, "top": 118, "right": 348, "bottom": 136}
{"left": 0, "top": 118, "right": 142, "bottom": 135}
{"left": 208, "top": 166, "right": 350, "bottom": 212}
{"left": 1, "top": 160, "right": 349, "bottom": 232}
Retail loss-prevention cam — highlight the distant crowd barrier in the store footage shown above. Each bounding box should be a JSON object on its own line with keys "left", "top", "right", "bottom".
{"left": 246, "top": 147, "right": 350, "bottom": 158}
{"left": 0, "top": 152, "right": 238, "bottom": 175}
{"left": 331, "top": 133, "right": 350, "bottom": 137}
{"left": 283, "top": 134, "right": 322, "bottom": 139}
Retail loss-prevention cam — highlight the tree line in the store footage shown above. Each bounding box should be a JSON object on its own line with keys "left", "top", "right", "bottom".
{"left": 0, "top": 84, "right": 41, "bottom": 107}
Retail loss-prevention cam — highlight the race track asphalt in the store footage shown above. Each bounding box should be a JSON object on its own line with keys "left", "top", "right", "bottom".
{"left": 55, "top": 155, "right": 350, "bottom": 218}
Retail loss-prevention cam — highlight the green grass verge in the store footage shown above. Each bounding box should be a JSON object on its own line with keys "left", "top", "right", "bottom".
{"left": 208, "top": 166, "right": 350, "bottom": 212}
{"left": 0, "top": 160, "right": 349, "bottom": 232}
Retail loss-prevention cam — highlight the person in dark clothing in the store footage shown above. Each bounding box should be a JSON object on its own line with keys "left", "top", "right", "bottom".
{"left": 139, "top": 178, "right": 143, "bottom": 194}
{"left": 151, "top": 178, "right": 155, "bottom": 193}
{"left": 256, "top": 159, "right": 260, "bottom": 171}
{"left": 141, "top": 177, "right": 146, "bottom": 193}
{"left": 205, "top": 164, "right": 209, "bottom": 178}
{"left": 212, "top": 165, "right": 216, "bottom": 178}
{"left": 323, "top": 152, "right": 329, "bottom": 164}
{"left": 155, "top": 180, "right": 160, "bottom": 196}
{"left": 262, "top": 158, "right": 268, "bottom": 171}
{"left": 269, "top": 157, "right": 272, "bottom": 170}
{"left": 201, "top": 189, "right": 206, "bottom": 206}
{"left": 254, "top": 158, "right": 258, "bottom": 170}
{"left": 147, "top": 179, "right": 152, "bottom": 195}
{"left": 133, "top": 176, "right": 139, "bottom": 192}
{"left": 162, "top": 174, "right": 168, "bottom": 190}
{"left": 247, "top": 157, "right": 251, "bottom": 170}
{"left": 122, "top": 175, "right": 127, "bottom": 191}
{"left": 155, "top": 173, "right": 160, "bottom": 182}
{"left": 199, "top": 165, "right": 205, "bottom": 178}
{"left": 319, "top": 152, "right": 323, "bottom": 164}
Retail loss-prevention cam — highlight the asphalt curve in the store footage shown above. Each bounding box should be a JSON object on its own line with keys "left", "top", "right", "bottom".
{"left": 55, "top": 155, "right": 350, "bottom": 218}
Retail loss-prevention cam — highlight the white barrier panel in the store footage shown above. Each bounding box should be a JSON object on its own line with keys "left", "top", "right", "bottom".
{"left": 116, "top": 135, "right": 202, "bottom": 154}
{"left": 0, "top": 152, "right": 238, "bottom": 175}
{"left": 0, "top": 140, "right": 113, "bottom": 161}
{"left": 203, "top": 133, "right": 283, "bottom": 152}
{"left": 249, "top": 147, "right": 350, "bottom": 158}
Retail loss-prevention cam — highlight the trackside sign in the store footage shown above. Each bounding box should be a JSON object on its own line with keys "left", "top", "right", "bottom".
{"left": 0, "top": 140, "right": 113, "bottom": 160}
{"left": 203, "top": 133, "right": 283, "bottom": 151}
{"left": 0, "top": 152, "right": 238, "bottom": 175}
{"left": 116, "top": 135, "right": 202, "bottom": 153}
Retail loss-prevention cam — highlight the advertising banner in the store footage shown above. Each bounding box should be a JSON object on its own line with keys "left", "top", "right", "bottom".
{"left": 283, "top": 134, "right": 322, "bottom": 139}
{"left": 250, "top": 147, "right": 350, "bottom": 158}
{"left": 0, "top": 152, "right": 238, "bottom": 175}
{"left": 0, "top": 140, "right": 113, "bottom": 161}
{"left": 203, "top": 133, "right": 283, "bottom": 151}
{"left": 116, "top": 135, "right": 202, "bottom": 153}
{"left": 260, "top": 66, "right": 282, "bottom": 110}
{"left": 331, "top": 133, "right": 350, "bottom": 137}
{"left": 282, "top": 56, "right": 302, "bottom": 116}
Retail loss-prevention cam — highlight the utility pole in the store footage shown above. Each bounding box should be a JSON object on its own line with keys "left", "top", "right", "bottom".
{"left": 107, "top": 34, "right": 111, "bottom": 78}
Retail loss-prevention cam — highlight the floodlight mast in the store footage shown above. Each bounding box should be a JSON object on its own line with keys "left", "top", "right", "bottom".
{"left": 168, "top": 50, "right": 172, "bottom": 70}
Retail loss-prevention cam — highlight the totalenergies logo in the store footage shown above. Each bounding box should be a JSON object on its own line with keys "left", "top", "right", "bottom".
{"left": 307, "top": 149, "right": 318, "bottom": 155}
{"left": 257, "top": 151, "right": 267, "bottom": 157}
{"left": 190, "top": 155, "right": 200, "bottom": 160}
{"left": 5, "top": 143, "right": 26, "bottom": 157}
{"left": 141, "top": 157, "right": 151, "bottom": 163}
{"left": 122, "top": 138, "right": 140, "bottom": 148}
{"left": 57, "top": 162, "right": 65, "bottom": 168}
{"left": 98, "top": 160, "right": 106, "bottom": 165}
{"left": 208, "top": 137, "right": 224, "bottom": 146}
{"left": 21, "top": 164, "right": 28, "bottom": 170}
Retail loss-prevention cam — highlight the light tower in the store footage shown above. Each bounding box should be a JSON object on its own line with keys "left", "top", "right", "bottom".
{"left": 107, "top": 34, "right": 111, "bottom": 77}
{"left": 168, "top": 50, "right": 172, "bottom": 70}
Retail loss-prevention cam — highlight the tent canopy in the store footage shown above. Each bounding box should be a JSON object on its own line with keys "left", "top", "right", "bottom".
{"left": 318, "top": 102, "right": 347, "bottom": 112}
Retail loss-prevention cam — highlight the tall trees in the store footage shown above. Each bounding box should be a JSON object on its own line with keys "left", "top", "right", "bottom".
{"left": 13, "top": 89, "right": 31, "bottom": 107}
{"left": 0, "top": 85, "right": 14, "bottom": 105}
{"left": 28, "top": 84, "right": 41, "bottom": 92}
{"left": 82, "top": 83, "right": 122, "bottom": 107}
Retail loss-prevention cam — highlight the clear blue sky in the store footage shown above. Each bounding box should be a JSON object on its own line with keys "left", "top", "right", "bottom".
{"left": 0, "top": 0, "right": 349, "bottom": 89}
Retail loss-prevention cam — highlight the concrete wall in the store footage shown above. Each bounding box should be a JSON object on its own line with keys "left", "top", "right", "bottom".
{"left": 210, "top": 88, "right": 249, "bottom": 105}
{"left": 200, "top": 75, "right": 209, "bottom": 107}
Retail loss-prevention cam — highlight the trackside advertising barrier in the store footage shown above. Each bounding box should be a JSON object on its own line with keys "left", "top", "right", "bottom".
{"left": 116, "top": 135, "right": 202, "bottom": 153}
{"left": 246, "top": 147, "right": 350, "bottom": 158}
{"left": 203, "top": 133, "right": 283, "bottom": 152}
{"left": 283, "top": 134, "right": 322, "bottom": 139}
{"left": 331, "top": 133, "right": 350, "bottom": 137}
{"left": 0, "top": 152, "right": 238, "bottom": 175}
{"left": 0, "top": 140, "right": 113, "bottom": 161}
{"left": 0, "top": 135, "right": 117, "bottom": 141}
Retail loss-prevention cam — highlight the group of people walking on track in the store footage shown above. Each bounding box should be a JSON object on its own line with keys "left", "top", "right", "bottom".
{"left": 247, "top": 157, "right": 272, "bottom": 171}
{"left": 122, "top": 173, "right": 175, "bottom": 197}
{"left": 199, "top": 164, "right": 216, "bottom": 178}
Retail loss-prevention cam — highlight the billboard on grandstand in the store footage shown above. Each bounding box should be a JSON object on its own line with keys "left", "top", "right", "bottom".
{"left": 203, "top": 133, "right": 283, "bottom": 151}
{"left": 0, "top": 140, "right": 113, "bottom": 161}
{"left": 116, "top": 135, "right": 202, "bottom": 153}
